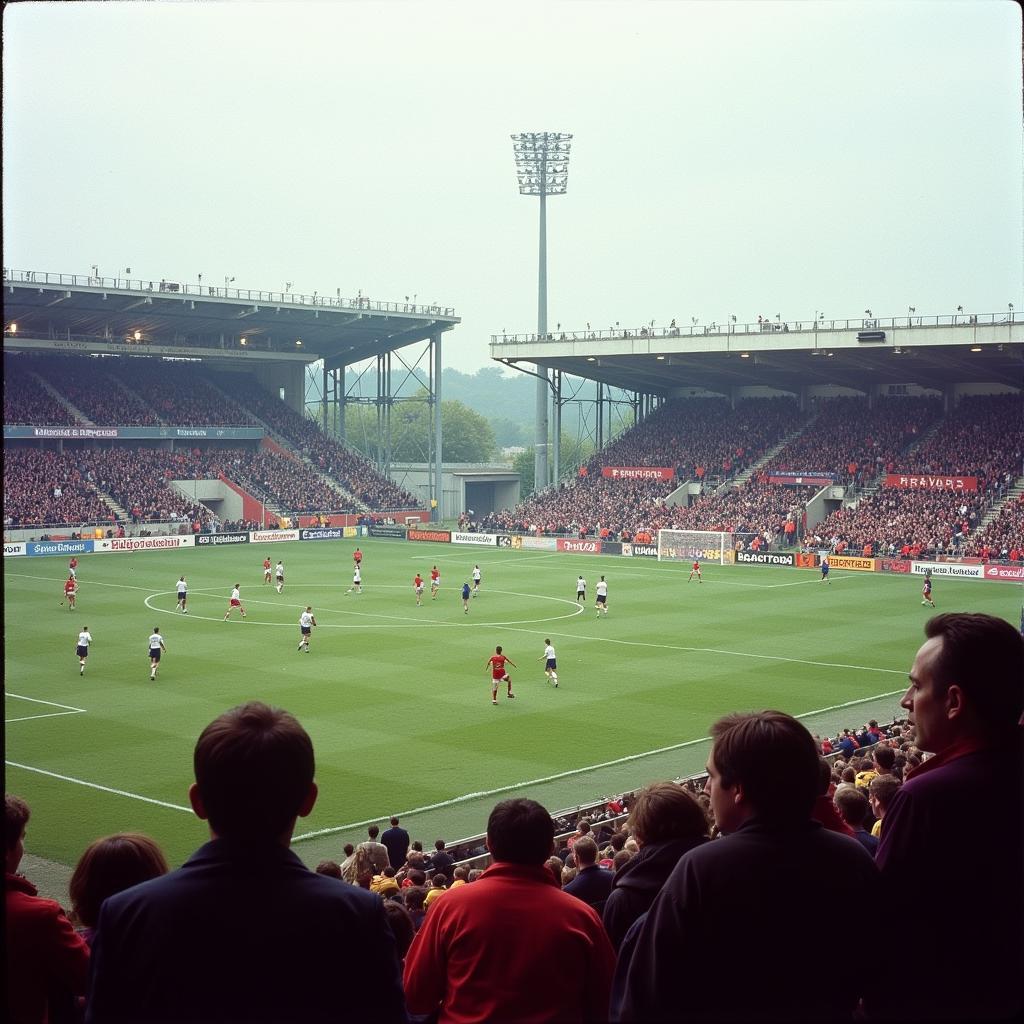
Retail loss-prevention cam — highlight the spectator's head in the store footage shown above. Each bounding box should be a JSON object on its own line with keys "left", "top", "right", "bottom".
{"left": 452, "top": 866, "right": 468, "bottom": 883}
{"left": 390, "top": 816, "right": 400, "bottom": 826}
{"left": 572, "top": 836, "right": 599, "bottom": 867}
{"left": 468, "top": 868, "right": 484, "bottom": 883}
{"left": 705, "top": 711, "right": 819, "bottom": 829}
{"left": 609, "top": 831, "right": 627, "bottom": 852}
{"left": 69, "top": 833, "right": 169, "bottom": 929}
{"left": 368, "top": 825, "right": 380, "bottom": 840}
{"left": 343, "top": 843, "right": 354, "bottom": 858}
{"left": 576, "top": 817, "right": 591, "bottom": 836}
{"left": 406, "top": 868, "right": 427, "bottom": 887}
{"left": 833, "top": 787, "right": 870, "bottom": 830}
{"left": 434, "top": 839, "right": 445, "bottom": 851}
{"left": 411, "top": 840, "right": 423, "bottom": 853}
{"left": 612, "top": 849, "right": 632, "bottom": 872}
{"left": 873, "top": 745, "right": 896, "bottom": 773}
{"left": 190, "top": 701, "right": 316, "bottom": 843}
{"left": 628, "top": 781, "right": 709, "bottom": 846}
{"left": 404, "top": 886, "right": 426, "bottom": 912}
{"left": 315, "top": 860, "right": 342, "bottom": 879}
{"left": 5, "top": 795, "right": 30, "bottom": 873}
{"left": 382, "top": 865, "right": 397, "bottom": 878}
{"left": 486, "top": 798, "right": 554, "bottom": 865}
{"left": 381, "top": 900, "right": 415, "bottom": 960}
{"left": 868, "top": 775, "right": 901, "bottom": 819}
{"left": 903, "top": 614, "right": 1024, "bottom": 751}
{"left": 545, "top": 855, "right": 564, "bottom": 886}
{"left": 431, "top": 873, "right": 447, "bottom": 890}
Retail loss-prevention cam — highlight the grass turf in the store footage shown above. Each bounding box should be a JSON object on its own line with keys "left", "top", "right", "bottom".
{"left": 4, "top": 538, "right": 1019, "bottom": 870}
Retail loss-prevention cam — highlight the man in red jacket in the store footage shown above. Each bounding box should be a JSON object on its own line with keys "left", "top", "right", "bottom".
{"left": 404, "top": 797, "right": 615, "bottom": 1023}
{"left": 6, "top": 794, "right": 90, "bottom": 1023}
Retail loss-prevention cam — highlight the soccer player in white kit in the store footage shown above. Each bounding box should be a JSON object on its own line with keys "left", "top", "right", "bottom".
{"left": 595, "top": 576, "right": 609, "bottom": 616}
{"left": 347, "top": 565, "right": 362, "bottom": 595}
{"left": 148, "top": 627, "right": 167, "bottom": 680}
{"left": 472, "top": 564, "right": 481, "bottom": 597}
{"left": 297, "top": 606, "right": 317, "bottom": 652}
{"left": 76, "top": 626, "right": 93, "bottom": 675}
{"left": 176, "top": 576, "right": 188, "bottom": 612}
{"left": 275, "top": 561, "right": 285, "bottom": 593}
{"left": 576, "top": 575, "right": 586, "bottom": 603}
{"left": 224, "top": 585, "right": 247, "bottom": 620}
{"left": 539, "top": 639, "right": 558, "bottom": 687}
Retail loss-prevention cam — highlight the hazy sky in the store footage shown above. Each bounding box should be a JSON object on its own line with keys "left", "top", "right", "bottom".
{"left": 4, "top": 0, "right": 1021, "bottom": 372}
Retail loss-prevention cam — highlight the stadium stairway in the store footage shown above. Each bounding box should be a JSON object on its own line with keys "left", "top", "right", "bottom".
{"left": 30, "top": 371, "right": 91, "bottom": 425}
{"left": 108, "top": 372, "right": 168, "bottom": 425}
{"left": 978, "top": 475, "right": 1024, "bottom": 529}
{"left": 90, "top": 484, "right": 128, "bottom": 523}
{"left": 725, "top": 420, "right": 816, "bottom": 492}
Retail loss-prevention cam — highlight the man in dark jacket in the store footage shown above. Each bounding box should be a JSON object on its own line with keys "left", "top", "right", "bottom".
{"left": 562, "top": 836, "right": 613, "bottom": 913}
{"left": 381, "top": 816, "right": 410, "bottom": 870}
{"left": 86, "top": 701, "right": 406, "bottom": 1024}
{"left": 613, "top": 711, "right": 879, "bottom": 1022}
{"left": 602, "top": 781, "right": 709, "bottom": 950}
{"left": 424, "top": 838, "right": 454, "bottom": 881}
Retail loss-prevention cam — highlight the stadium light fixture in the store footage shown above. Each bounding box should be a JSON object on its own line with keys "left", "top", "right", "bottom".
{"left": 133, "top": 330, "right": 141, "bottom": 341}
{"left": 740, "top": 352, "right": 750, "bottom": 359}
{"left": 239, "top": 337, "right": 247, "bottom": 346}
{"left": 970, "top": 346, "right": 982, "bottom": 352}
{"left": 295, "top": 339, "right": 303, "bottom": 347}
{"left": 8, "top": 322, "right": 16, "bottom": 333}
{"left": 511, "top": 131, "right": 572, "bottom": 492}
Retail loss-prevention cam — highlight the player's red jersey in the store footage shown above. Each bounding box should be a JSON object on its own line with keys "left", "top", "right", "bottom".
{"left": 64, "top": 579, "right": 76, "bottom": 595}
{"left": 692, "top": 561, "right": 700, "bottom": 571}
{"left": 414, "top": 575, "right": 423, "bottom": 588}
{"left": 431, "top": 569, "right": 440, "bottom": 583}
{"left": 263, "top": 559, "right": 271, "bottom": 571}
{"left": 69, "top": 557, "right": 78, "bottom": 570}
{"left": 354, "top": 549, "right": 362, "bottom": 564}
{"left": 489, "top": 654, "right": 509, "bottom": 679}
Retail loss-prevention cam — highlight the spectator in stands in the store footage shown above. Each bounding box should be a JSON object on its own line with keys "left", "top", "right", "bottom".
{"left": 85, "top": 701, "right": 406, "bottom": 1023}
{"left": 873, "top": 614, "right": 1024, "bottom": 1021}
{"left": 612, "top": 711, "right": 879, "bottom": 1022}
{"left": 315, "top": 860, "right": 342, "bottom": 879}
{"left": 381, "top": 900, "right": 416, "bottom": 963}
{"left": 833, "top": 788, "right": 879, "bottom": 856}
{"left": 69, "top": 834, "right": 169, "bottom": 944}
{"left": 867, "top": 774, "right": 900, "bottom": 840}
{"left": 602, "top": 781, "right": 708, "bottom": 951}
{"left": 359, "top": 824, "right": 390, "bottom": 875}
{"left": 6, "top": 794, "right": 91, "bottom": 1024}
{"left": 562, "top": 836, "right": 613, "bottom": 914}
{"left": 404, "top": 797, "right": 616, "bottom": 1024}
{"left": 381, "top": 815, "right": 410, "bottom": 870}
{"left": 423, "top": 873, "right": 448, "bottom": 909}
{"left": 426, "top": 838, "right": 454, "bottom": 882}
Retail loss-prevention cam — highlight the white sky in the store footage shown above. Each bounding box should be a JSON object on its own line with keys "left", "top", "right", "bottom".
{"left": 3, "top": 0, "right": 1021, "bottom": 371}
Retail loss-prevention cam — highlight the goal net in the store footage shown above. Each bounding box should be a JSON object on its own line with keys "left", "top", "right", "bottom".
{"left": 657, "top": 529, "right": 759, "bottom": 565}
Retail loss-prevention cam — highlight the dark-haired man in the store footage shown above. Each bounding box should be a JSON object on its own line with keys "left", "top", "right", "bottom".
{"left": 381, "top": 816, "right": 410, "bottom": 870}
{"left": 613, "top": 711, "right": 878, "bottom": 1022}
{"left": 404, "top": 797, "right": 615, "bottom": 1023}
{"left": 86, "top": 701, "right": 406, "bottom": 1023}
{"left": 873, "top": 613, "right": 1024, "bottom": 1021}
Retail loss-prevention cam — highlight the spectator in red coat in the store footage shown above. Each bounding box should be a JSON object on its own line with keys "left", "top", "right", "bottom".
{"left": 6, "top": 794, "right": 90, "bottom": 1023}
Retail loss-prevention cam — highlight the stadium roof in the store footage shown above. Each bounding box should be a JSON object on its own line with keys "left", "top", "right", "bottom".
{"left": 490, "top": 313, "right": 1024, "bottom": 395}
{"left": 3, "top": 269, "right": 459, "bottom": 370}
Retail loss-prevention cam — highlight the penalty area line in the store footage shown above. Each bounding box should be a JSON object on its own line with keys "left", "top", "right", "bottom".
{"left": 4, "top": 761, "right": 192, "bottom": 813}
{"left": 293, "top": 686, "right": 905, "bottom": 843}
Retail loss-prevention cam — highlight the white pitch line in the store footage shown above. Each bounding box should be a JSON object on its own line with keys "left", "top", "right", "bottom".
{"left": 6, "top": 692, "right": 88, "bottom": 712}
{"left": 293, "top": 685, "right": 907, "bottom": 842}
{"left": 4, "top": 761, "right": 192, "bottom": 812}
{"left": 6, "top": 710, "right": 87, "bottom": 724}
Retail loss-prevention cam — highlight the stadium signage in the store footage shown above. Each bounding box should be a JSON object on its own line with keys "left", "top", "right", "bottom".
{"left": 250, "top": 529, "right": 300, "bottom": 543}
{"left": 452, "top": 532, "right": 496, "bottom": 546}
{"left": 3, "top": 542, "right": 27, "bottom": 556}
{"left": 825, "top": 555, "right": 876, "bottom": 572}
{"left": 368, "top": 525, "right": 407, "bottom": 539}
{"left": 884, "top": 474, "right": 978, "bottom": 492}
{"left": 601, "top": 466, "right": 674, "bottom": 481}
{"left": 623, "top": 543, "right": 658, "bottom": 558}
{"left": 96, "top": 535, "right": 195, "bottom": 552}
{"left": 518, "top": 536, "right": 556, "bottom": 551}
{"left": 196, "top": 532, "right": 249, "bottom": 546}
{"left": 736, "top": 551, "right": 796, "bottom": 566}
{"left": 794, "top": 552, "right": 818, "bottom": 568}
{"left": 3, "top": 426, "right": 266, "bottom": 441}
{"left": 31, "top": 427, "right": 120, "bottom": 439}
{"left": 495, "top": 535, "right": 514, "bottom": 548}
{"left": 983, "top": 564, "right": 1024, "bottom": 581}
{"left": 911, "top": 561, "right": 984, "bottom": 579}
{"left": 408, "top": 529, "right": 452, "bottom": 544}
{"left": 880, "top": 558, "right": 911, "bottom": 574}
{"left": 300, "top": 528, "right": 343, "bottom": 541}
{"left": 26, "top": 539, "right": 94, "bottom": 556}
{"left": 557, "top": 539, "right": 602, "bottom": 554}
{"left": 767, "top": 473, "right": 834, "bottom": 486}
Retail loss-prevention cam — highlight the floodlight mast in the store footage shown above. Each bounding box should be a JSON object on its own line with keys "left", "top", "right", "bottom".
{"left": 511, "top": 131, "right": 572, "bottom": 491}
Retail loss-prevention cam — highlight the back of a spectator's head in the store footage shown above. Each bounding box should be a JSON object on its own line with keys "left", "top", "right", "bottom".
{"left": 841, "top": 767, "right": 857, "bottom": 784}
{"left": 70, "top": 833, "right": 169, "bottom": 929}
{"left": 381, "top": 900, "right": 415, "bottom": 960}
{"left": 431, "top": 873, "right": 447, "bottom": 889}
{"left": 628, "top": 781, "right": 708, "bottom": 845}
{"left": 612, "top": 849, "right": 633, "bottom": 872}
{"left": 343, "top": 843, "right": 354, "bottom": 858}
{"left": 833, "top": 787, "right": 870, "bottom": 829}
{"left": 921, "top": 614, "right": 1024, "bottom": 739}
{"left": 873, "top": 745, "right": 896, "bottom": 772}
{"left": 192, "top": 701, "right": 315, "bottom": 842}
{"left": 609, "top": 831, "right": 627, "bottom": 852}
{"left": 5, "top": 794, "right": 30, "bottom": 858}
{"left": 316, "top": 860, "right": 342, "bottom": 879}
{"left": 487, "top": 798, "right": 554, "bottom": 865}
{"left": 545, "top": 856, "right": 563, "bottom": 887}
{"left": 577, "top": 817, "right": 591, "bottom": 834}
{"left": 572, "top": 836, "right": 599, "bottom": 866}
{"left": 406, "top": 867, "right": 426, "bottom": 887}
{"left": 404, "top": 885, "right": 426, "bottom": 911}
{"left": 709, "top": 711, "right": 819, "bottom": 823}
{"left": 453, "top": 866, "right": 468, "bottom": 882}
{"left": 434, "top": 838, "right": 445, "bottom": 851}
{"left": 868, "top": 774, "right": 901, "bottom": 812}
{"left": 383, "top": 865, "right": 396, "bottom": 878}
{"left": 390, "top": 816, "right": 400, "bottom": 826}
{"left": 368, "top": 824, "right": 380, "bottom": 839}
{"left": 468, "top": 868, "right": 484, "bottom": 883}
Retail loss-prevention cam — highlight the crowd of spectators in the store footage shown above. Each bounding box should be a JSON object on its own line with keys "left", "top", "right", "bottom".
{"left": 30, "top": 356, "right": 163, "bottom": 426}
{"left": 963, "top": 494, "right": 1024, "bottom": 560}
{"left": 3, "top": 359, "right": 79, "bottom": 426}
{"left": 3, "top": 449, "right": 116, "bottom": 527}
{"left": 211, "top": 372, "right": 421, "bottom": 510}
{"left": 226, "top": 449, "right": 355, "bottom": 515}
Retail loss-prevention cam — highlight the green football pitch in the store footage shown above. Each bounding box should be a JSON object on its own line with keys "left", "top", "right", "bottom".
{"left": 4, "top": 539, "right": 1019, "bottom": 871}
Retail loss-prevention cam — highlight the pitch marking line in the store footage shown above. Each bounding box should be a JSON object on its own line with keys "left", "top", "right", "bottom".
{"left": 6, "top": 693, "right": 88, "bottom": 724}
{"left": 293, "top": 685, "right": 908, "bottom": 841}
{"left": 3, "top": 761, "right": 192, "bottom": 813}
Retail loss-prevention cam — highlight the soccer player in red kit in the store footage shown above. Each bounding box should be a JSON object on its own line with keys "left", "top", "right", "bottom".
{"left": 688, "top": 560, "right": 702, "bottom": 582}
{"left": 354, "top": 547, "right": 363, "bottom": 567}
{"left": 485, "top": 645, "right": 517, "bottom": 705}
{"left": 430, "top": 566, "right": 441, "bottom": 600}
{"left": 263, "top": 557, "right": 272, "bottom": 585}
{"left": 413, "top": 573, "right": 425, "bottom": 606}
{"left": 69, "top": 556, "right": 79, "bottom": 579}
{"left": 63, "top": 576, "right": 78, "bottom": 609}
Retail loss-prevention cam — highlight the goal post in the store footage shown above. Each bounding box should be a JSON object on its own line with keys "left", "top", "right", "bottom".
{"left": 656, "top": 529, "right": 758, "bottom": 565}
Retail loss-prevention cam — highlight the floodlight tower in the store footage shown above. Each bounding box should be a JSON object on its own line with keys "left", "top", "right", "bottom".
{"left": 511, "top": 131, "right": 572, "bottom": 491}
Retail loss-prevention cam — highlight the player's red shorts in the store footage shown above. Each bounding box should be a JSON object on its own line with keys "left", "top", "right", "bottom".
{"left": 230, "top": 598, "right": 241, "bottom": 607}
{"left": 491, "top": 670, "right": 507, "bottom": 681}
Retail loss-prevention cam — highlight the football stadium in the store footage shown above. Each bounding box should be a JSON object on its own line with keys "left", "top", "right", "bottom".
{"left": 5, "top": 4, "right": 1023, "bottom": 1021}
